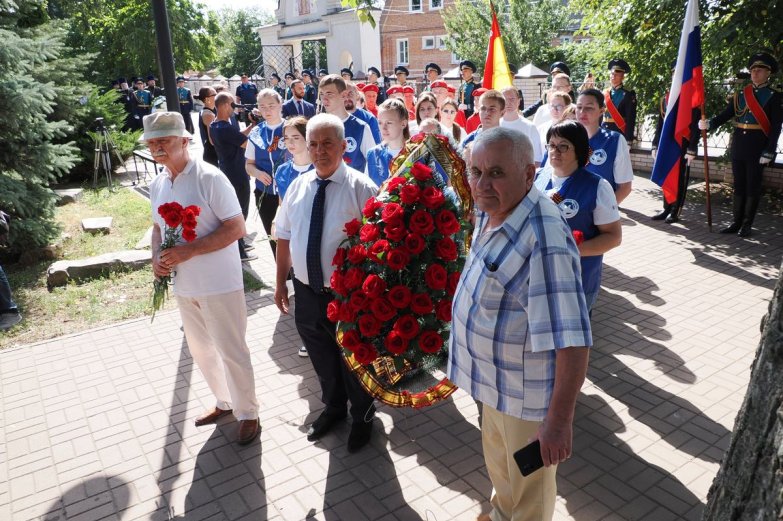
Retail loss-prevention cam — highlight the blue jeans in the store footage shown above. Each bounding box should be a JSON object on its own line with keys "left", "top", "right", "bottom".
{"left": 0, "top": 265, "right": 18, "bottom": 313}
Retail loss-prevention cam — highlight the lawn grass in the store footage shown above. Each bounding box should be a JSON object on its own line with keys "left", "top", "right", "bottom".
{"left": 1, "top": 187, "right": 268, "bottom": 349}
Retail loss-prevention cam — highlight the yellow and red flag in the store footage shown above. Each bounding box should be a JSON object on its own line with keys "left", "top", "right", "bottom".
{"left": 482, "top": 3, "right": 514, "bottom": 90}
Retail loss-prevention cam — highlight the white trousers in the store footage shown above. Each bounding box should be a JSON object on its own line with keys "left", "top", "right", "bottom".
{"left": 482, "top": 404, "right": 558, "bottom": 521}
{"left": 177, "top": 290, "right": 259, "bottom": 420}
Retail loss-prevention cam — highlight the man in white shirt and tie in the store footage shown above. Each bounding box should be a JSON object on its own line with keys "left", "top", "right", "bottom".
{"left": 282, "top": 80, "right": 315, "bottom": 119}
{"left": 274, "top": 113, "right": 379, "bottom": 452}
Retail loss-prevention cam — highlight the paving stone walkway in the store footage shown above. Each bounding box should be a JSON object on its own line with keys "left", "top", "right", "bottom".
{"left": 1, "top": 174, "right": 781, "bottom": 521}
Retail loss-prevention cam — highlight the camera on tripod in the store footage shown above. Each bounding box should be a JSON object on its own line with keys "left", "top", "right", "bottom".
{"left": 90, "top": 116, "right": 124, "bottom": 190}
{"left": 94, "top": 117, "right": 107, "bottom": 131}
{"left": 231, "top": 102, "right": 261, "bottom": 123}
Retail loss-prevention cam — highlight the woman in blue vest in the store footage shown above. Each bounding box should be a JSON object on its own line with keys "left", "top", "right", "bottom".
{"left": 576, "top": 89, "right": 634, "bottom": 205}
{"left": 534, "top": 120, "right": 622, "bottom": 309}
{"left": 244, "top": 89, "right": 288, "bottom": 259}
{"left": 366, "top": 98, "right": 409, "bottom": 186}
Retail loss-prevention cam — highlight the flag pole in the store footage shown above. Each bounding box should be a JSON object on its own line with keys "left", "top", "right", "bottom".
{"left": 699, "top": 103, "right": 712, "bottom": 231}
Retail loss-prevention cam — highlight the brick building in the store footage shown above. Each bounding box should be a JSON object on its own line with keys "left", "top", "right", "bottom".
{"left": 379, "top": 0, "right": 457, "bottom": 80}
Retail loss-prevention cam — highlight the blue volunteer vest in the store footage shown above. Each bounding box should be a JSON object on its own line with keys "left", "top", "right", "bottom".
{"left": 366, "top": 144, "right": 397, "bottom": 186}
{"left": 274, "top": 160, "right": 313, "bottom": 201}
{"left": 534, "top": 167, "right": 603, "bottom": 309}
{"left": 352, "top": 109, "right": 382, "bottom": 143}
{"left": 586, "top": 128, "right": 621, "bottom": 190}
{"left": 247, "top": 122, "right": 287, "bottom": 194}
{"left": 343, "top": 114, "right": 371, "bottom": 172}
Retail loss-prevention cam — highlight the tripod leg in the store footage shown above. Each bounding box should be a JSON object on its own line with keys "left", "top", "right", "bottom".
{"left": 93, "top": 139, "right": 102, "bottom": 189}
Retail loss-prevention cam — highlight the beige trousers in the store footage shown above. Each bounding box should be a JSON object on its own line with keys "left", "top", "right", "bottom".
{"left": 482, "top": 404, "right": 558, "bottom": 521}
{"left": 177, "top": 290, "right": 259, "bottom": 420}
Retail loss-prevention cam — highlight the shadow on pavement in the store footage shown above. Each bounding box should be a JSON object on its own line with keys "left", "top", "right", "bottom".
{"left": 43, "top": 475, "right": 131, "bottom": 520}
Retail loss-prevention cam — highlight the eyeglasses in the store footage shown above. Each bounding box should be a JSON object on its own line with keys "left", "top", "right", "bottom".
{"left": 550, "top": 104, "right": 566, "bottom": 111}
{"left": 547, "top": 143, "right": 572, "bottom": 154}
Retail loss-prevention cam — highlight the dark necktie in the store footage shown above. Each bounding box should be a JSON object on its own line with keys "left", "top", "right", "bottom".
{"left": 306, "top": 179, "right": 331, "bottom": 289}
{"left": 297, "top": 101, "right": 303, "bottom": 115}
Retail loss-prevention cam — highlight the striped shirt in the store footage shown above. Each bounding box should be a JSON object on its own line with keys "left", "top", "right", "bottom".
{"left": 447, "top": 185, "right": 593, "bottom": 421}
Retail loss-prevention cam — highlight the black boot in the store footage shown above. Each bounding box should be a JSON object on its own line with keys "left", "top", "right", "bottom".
{"left": 665, "top": 205, "right": 680, "bottom": 223}
{"left": 738, "top": 196, "right": 760, "bottom": 237}
{"left": 720, "top": 196, "right": 745, "bottom": 234}
{"left": 651, "top": 204, "right": 671, "bottom": 221}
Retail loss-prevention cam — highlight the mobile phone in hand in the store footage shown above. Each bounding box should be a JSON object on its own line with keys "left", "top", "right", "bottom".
{"left": 513, "top": 440, "right": 544, "bottom": 476}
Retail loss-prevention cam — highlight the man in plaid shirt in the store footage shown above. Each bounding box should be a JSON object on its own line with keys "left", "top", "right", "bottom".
{"left": 448, "top": 127, "right": 593, "bottom": 521}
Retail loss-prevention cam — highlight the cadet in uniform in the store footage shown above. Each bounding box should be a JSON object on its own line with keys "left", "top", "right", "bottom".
{"left": 283, "top": 72, "right": 295, "bottom": 100}
{"left": 651, "top": 63, "right": 700, "bottom": 223}
{"left": 602, "top": 59, "right": 637, "bottom": 142}
{"left": 700, "top": 52, "right": 782, "bottom": 237}
{"left": 523, "top": 62, "right": 575, "bottom": 118}
{"left": 146, "top": 74, "right": 164, "bottom": 99}
{"left": 302, "top": 70, "right": 318, "bottom": 105}
{"left": 270, "top": 73, "right": 286, "bottom": 99}
{"left": 394, "top": 65, "right": 411, "bottom": 87}
{"left": 457, "top": 60, "right": 481, "bottom": 117}
{"left": 176, "top": 76, "right": 195, "bottom": 134}
{"left": 131, "top": 77, "right": 152, "bottom": 130}
{"left": 341, "top": 68, "right": 354, "bottom": 82}
{"left": 424, "top": 62, "right": 442, "bottom": 91}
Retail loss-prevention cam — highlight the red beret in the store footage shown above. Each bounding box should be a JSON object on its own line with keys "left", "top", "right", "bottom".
{"left": 430, "top": 80, "right": 448, "bottom": 89}
{"left": 361, "top": 84, "right": 379, "bottom": 94}
{"left": 447, "top": 85, "right": 456, "bottom": 94}
{"left": 355, "top": 82, "right": 366, "bottom": 90}
{"left": 472, "top": 88, "right": 488, "bottom": 98}
{"left": 386, "top": 85, "right": 403, "bottom": 95}
{"left": 402, "top": 85, "right": 415, "bottom": 94}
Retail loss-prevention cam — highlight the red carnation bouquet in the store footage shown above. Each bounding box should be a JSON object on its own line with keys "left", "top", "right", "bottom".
{"left": 151, "top": 202, "right": 200, "bottom": 321}
{"left": 328, "top": 160, "right": 468, "bottom": 406}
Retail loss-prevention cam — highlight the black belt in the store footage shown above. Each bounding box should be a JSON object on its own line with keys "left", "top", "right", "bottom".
{"left": 294, "top": 277, "right": 332, "bottom": 295}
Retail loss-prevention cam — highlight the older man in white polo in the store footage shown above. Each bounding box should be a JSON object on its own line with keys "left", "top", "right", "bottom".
{"left": 145, "top": 111, "right": 260, "bottom": 446}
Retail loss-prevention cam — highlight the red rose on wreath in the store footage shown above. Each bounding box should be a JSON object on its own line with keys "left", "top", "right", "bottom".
{"left": 362, "top": 274, "right": 387, "bottom": 299}
{"left": 386, "top": 248, "right": 410, "bottom": 271}
{"left": 363, "top": 197, "right": 383, "bottom": 218}
{"left": 404, "top": 233, "right": 426, "bottom": 255}
{"left": 381, "top": 202, "right": 404, "bottom": 223}
{"left": 332, "top": 247, "right": 347, "bottom": 267}
{"left": 410, "top": 293, "right": 433, "bottom": 315}
{"left": 384, "top": 331, "right": 409, "bottom": 355}
{"left": 368, "top": 240, "right": 390, "bottom": 261}
{"left": 393, "top": 314, "right": 420, "bottom": 340}
{"left": 343, "top": 267, "right": 365, "bottom": 290}
{"left": 435, "top": 299, "right": 452, "bottom": 321}
{"left": 345, "top": 218, "right": 362, "bottom": 237}
{"left": 421, "top": 186, "right": 445, "bottom": 209}
{"left": 371, "top": 297, "right": 397, "bottom": 322}
{"left": 353, "top": 343, "right": 379, "bottom": 365}
{"left": 358, "top": 314, "right": 381, "bottom": 337}
{"left": 384, "top": 219, "right": 407, "bottom": 242}
{"left": 399, "top": 183, "right": 421, "bottom": 204}
{"left": 435, "top": 237, "right": 458, "bottom": 262}
{"left": 446, "top": 272, "right": 461, "bottom": 296}
{"left": 387, "top": 176, "right": 407, "bottom": 192}
{"left": 347, "top": 244, "right": 368, "bottom": 264}
{"left": 327, "top": 299, "right": 341, "bottom": 322}
{"left": 360, "top": 223, "right": 380, "bottom": 243}
{"left": 341, "top": 329, "right": 361, "bottom": 350}
{"left": 387, "top": 285, "right": 412, "bottom": 308}
{"left": 435, "top": 210, "right": 461, "bottom": 235}
{"left": 419, "top": 330, "right": 444, "bottom": 354}
{"left": 409, "top": 210, "right": 435, "bottom": 235}
{"left": 424, "top": 264, "right": 448, "bottom": 291}
{"left": 349, "top": 290, "right": 370, "bottom": 312}
{"left": 338, "top": 302, "right": 357, "bottom": 322}
{"left": 410, "top": 162, "right": 433, "bottom": 181}
{"left": 330, "top": 271, "right": 347, "bottom": 296}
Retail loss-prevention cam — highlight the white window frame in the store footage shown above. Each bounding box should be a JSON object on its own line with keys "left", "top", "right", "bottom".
{"left": 422, "top": 36, "right": 436, "bottom": 50}
{"left": 397, "top": 39, "right": 409, "bottom": 65}
{"left": 561, "top": 35, "right": 572, "bottom": 44}
{"left": 451, "top": 51, "right": 461, "bottom": 64}
{"left": 430, "top": 0, "right": 443, "bottom": 10}
{"left": 409, "top": 0, "right": 422, "bottom": 12}
{"left": 436, "top": 35, "right": 448, "bottom": 50}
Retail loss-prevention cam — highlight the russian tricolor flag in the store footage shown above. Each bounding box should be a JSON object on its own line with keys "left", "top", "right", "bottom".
{"left": 651, "top": 0, "right": 705, "bottom": 204}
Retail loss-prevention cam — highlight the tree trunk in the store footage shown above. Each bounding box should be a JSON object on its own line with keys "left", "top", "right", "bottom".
{"left": 702, "top": 261, "right": 783, "bottom": 520}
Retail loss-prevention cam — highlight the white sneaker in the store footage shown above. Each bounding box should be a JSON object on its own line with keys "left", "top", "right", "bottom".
{"left": 298, "top": 346, "right": 309, "bottom": 357}
{"left": 0, "top": 312, "right": 22, "bottom": 331}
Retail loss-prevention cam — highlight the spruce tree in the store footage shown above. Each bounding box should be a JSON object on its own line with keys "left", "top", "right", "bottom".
{"left": 0, "top": 0, "right": 80, "bottom": 256}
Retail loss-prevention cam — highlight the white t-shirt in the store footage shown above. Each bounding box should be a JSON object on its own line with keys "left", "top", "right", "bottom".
{"left": 538, "top": 170, "right": 621, "bottom": 225}
{"left": 500, "top": 116, "right": 543, "bottom": 163}
{"left": 276, "top": 162, "right": 378, "bottom": 287}
{"left": 149, "top": 159, "right": 244, "bottom": 297}
{"left": 612, "top": 134, "right": 634, "bottom": 185}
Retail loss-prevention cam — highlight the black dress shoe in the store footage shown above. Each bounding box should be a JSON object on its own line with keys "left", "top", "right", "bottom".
{"left": 664, "top": 214, "right": 679, "bottom": 223}
{"left": 719, "top": 223, "right": 741, "bottom": 234}
{"left": 651, "top": 209, "right": 670, "bottom": 221}
{"left": 347, "top": 419, "right": 373, "bottom": 453}
{"left": 307, "top": 411, "right": 346, "bottom": 441}
{"left": 737, "top": 224, "right": 753, "bottom": 237}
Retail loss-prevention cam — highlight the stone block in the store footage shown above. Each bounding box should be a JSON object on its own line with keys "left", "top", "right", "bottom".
{"left": 46, "top": 250, "right": 151, "bottom": 288}
{"left": 54, "top": 188, "right": 84, "bottom": 206}
{"left": 81, "top": 217, "right": 113, "bottom": 234}
{"left": 134, "top": 226, "right": 153, "bottom": 250}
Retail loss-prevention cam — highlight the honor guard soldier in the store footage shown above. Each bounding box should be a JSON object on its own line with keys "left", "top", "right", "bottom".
{"left": 367, "top": 66, "right": 386, "bottom": 103}
{"left": 602, "top": 59, "right": 637, "bottom": 142}
{"left": 700, "top": 52, "right": 782, "bottom": 237}
{"left": 146, "top": 74, "right": 164, "bottom": 98}
{"left": 116, "top": 77, "right": 134, "bottom": 130}
{"left": 176, "top": 76, "right": 195, "bottom": 133}
{"left": 341, "top": 68, "right": 354, "bottom": 82}
{"left": 302, "top": 70, "right": 318, "bottom": 105}
{"left": 394, "top": 65, "right": 410, "bottom": 87}
{"left": 270, "top": 73, "right": 286, "bottom": 99}
{"left": 523, "top": 62, "right": 574, "bottom": 117}
{"left": 284, "top": 72, "right": 296, "bottom": 100}
{"left": 130, "top": 77, "right": 152, "bottom": 129}
{"left": 457, "top": 60, "right": 481, "bottom": 117}
{"left": 424, "top": 62, "right": 442, "bottom": 90}
{"left": 651, "top": 62, "right": 699, "bottom": 223}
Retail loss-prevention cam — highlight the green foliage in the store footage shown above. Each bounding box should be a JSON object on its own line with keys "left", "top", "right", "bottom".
{"left": 213, "top": 7, "right": 273, "bottom": 76}
{"left": 443, "top": 0, "right": 570, "bottom": 73}
{"left": 53, "top": 0, "right": 220, "bottom": 85}
{"left": 0, "top": 0, "right": 82, "bottom": 255}
{"left": 567, "top": 0, "right": 783, "bottom": 118}
{"left": 340, "top": 0, "right": 380, "bottom": 27}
